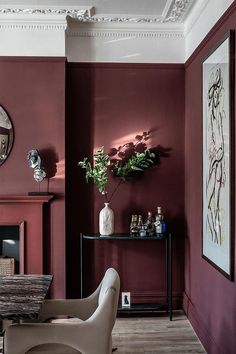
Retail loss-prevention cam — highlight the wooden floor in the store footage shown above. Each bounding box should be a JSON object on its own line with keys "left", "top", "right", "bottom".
{"left": 0, "top": 311, "right": 206, "bottom": 354}
{"left": 112, "top": 311, "right": 206, "bottom": 354}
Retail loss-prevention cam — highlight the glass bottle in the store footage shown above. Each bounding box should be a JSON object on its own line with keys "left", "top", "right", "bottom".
{"left": 161, "top": 214, "right": 166, "bottom": 234}
{"left": 145, "top": 211, "right": 155, "bottom": 236}
{"left": 155, "top": 206, "right": 167, "bottom": 235}
{"left": 139, "top": 224, "right": 147, "bottom": 237}
{"left": 156, "top": 207, "right": 163, "bottom": 221}
{"left": 130, "top": 214, "right": 138, "bottom": 237}
{"left": 155, "top": 206, "right": 163, "bottom": 234}
{"left": 137, "top": 215, "right": 143, "bottom": 235}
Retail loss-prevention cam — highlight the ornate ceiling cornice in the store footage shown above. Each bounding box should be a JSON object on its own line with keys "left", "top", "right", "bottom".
{"left": 0, "top": 23, "right": 67, "bottom": 31}
{"left": 165, "top": 0, "right": 191, "bottom": 22}
{"left": 67, "top": 29, "right": 184, "bottom": 39}
{"left": 74, "top": 0, "right": 192, "bottom": 24}
{"left": 0, "top": 8, "right": 90, "bottom": 18}
{"left": 0, "top": 0, "right": 193, "bottom": 25}
{"left": 0, "top": 6, "right": 93, "bottom": 31}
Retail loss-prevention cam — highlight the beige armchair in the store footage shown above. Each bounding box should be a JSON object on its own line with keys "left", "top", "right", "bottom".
{"left": 3, "top": 268, "right": 120, "bottom": 354}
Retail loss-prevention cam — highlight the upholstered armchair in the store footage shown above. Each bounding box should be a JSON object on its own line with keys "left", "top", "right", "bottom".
{"left": 3, "top": 268, "right": 120, "bottom": 354}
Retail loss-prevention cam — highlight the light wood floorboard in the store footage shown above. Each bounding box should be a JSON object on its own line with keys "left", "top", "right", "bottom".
{"left": 0, "top": 311, "right": 206, "bottom": 353}
{"left": 112, "top": 311, "right": 206, "bottom": 354}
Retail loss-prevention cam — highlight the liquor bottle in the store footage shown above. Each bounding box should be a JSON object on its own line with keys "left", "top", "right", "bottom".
{"left": 137, "top": 215, "right": 143, "bottom": 235}
{"left": 130, "top": 214, "right": 138, "bottom": 237}
{"left": 155, "top": 206, "right": 163, "bottom": 234}
{"left": 139, "top": 224, "right": 147, "bottom": 237}
{"left": 161, "top": 217, "right": 166, "bottom": 234}
{"left": 155, "top": 206, "right": 167, "bottom": 235}
{"left": 156, "top": 206, "right": 163, "bottom": 222}
{"left": 145, "top": 211, "right": 155, "bottom": 236}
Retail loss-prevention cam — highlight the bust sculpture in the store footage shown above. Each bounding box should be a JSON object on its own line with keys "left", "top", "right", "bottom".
{"left": 27, "top": 149, "right": 46, "bottom": 183}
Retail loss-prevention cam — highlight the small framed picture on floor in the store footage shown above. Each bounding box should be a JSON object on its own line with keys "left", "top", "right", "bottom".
{"left": 121, "top": 292, "right": 131, "bottom": 308}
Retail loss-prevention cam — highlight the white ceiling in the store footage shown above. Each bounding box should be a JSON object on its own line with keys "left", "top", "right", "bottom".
{"left": 0, "top": 0, "right": 197, "bottom": 23}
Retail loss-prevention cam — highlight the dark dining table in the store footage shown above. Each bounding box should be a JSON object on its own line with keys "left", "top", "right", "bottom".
{"left": 0, "top": 274, "right": 52, "bottom": 321}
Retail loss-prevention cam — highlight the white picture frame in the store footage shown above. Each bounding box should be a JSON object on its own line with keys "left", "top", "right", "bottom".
{"left": 202, "top": 31, "right": 235, "bottom": 280}
{"left": 121, "top": 292, "right": 131, "bottom": 308}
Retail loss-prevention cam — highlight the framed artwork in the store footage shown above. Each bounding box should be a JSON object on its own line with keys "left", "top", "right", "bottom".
{"left": 202, "top": 31, "right": 235, "bottom": 280}
{"left": 121, "top": 292, "right": 131, "bottom": 308}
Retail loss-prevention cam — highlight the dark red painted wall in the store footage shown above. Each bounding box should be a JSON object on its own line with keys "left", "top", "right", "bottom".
{"left": 0, "top": 57, "right": 66, "bottom": 298}
{"left": 185, "top": 4, "right": 236, "bottom": 353}
{"left": 66, "top": 63, "right": 185, "bottom": 304}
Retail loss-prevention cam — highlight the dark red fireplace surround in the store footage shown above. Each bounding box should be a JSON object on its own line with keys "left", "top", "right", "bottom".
{"left": 0, "top": 195, "right": 53, "bottom": 274}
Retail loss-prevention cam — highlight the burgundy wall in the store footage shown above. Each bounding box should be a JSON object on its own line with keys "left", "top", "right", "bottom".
{"left": 185, "top": 4, "right": 236, "bottom": 353}
{"left": 0, "top": 57, "right": 66, "bottom": 298}
{"left": 66, "top": 63, "right": 185, "bottom": 304}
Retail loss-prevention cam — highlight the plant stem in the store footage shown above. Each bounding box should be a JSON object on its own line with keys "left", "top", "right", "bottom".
{"left": 108, "top": 179, "right": 124, "bottom": 203}
{"left": 104, "top": 191, "right": 109, "bottom": 202}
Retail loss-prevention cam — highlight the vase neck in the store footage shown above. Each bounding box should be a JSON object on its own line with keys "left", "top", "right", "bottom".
{"left": 104, "top": 202, "right": 109, "bottom": 207}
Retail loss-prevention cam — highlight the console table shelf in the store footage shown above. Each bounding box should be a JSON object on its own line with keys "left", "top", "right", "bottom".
{"left": 118, "top": 303, "right": 168, "bottom": 314}
{"left": 80, "top": 233, "right": 172, "bottom": 320}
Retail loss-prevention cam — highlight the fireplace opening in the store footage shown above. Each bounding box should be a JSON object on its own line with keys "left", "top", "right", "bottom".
{"left": 0, "top": 223, "right": 24, "bottom": 274}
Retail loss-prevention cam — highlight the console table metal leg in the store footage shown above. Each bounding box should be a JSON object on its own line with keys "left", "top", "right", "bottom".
{"left": 166, "top": 237, "right": 169, "bottom": 309}
{"left": 169, "top": 233, "right": 172, "bottom": 321}
{"left": 80, "top": 233, "right": 83, "bottom": 299}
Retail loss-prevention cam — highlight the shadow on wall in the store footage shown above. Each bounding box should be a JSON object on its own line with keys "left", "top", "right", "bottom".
{"left": 108, "top": 130, "right": 171, "bottom": 171}
{"left": 106, "top": 130, "right": 173, "bottom": 232}
{"left": 39, "top": 147, "right": 59, "bottom": 193}
{"left": 40, "top": 146, "right": 59, "bottom": 179}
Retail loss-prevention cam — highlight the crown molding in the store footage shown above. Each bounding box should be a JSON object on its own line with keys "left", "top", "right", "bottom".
{"left": 0, "top": 6, "right": 95, "bottom": 31}
{"left": 0, "top": 6, "right": 94, "bottom": 18}
{"left": 66, "top": 19, "right": 184, "bottom": 40}
{"left": 72, "top": 0, "right": 193, "bottom": 24}
{"left": 0, "top": 0, "right": 193, "bottom": 25}
{"left": 164, "top": 0, "right": 194, "bottom": 22}
{"left": 66, "top": 28, "right": 184, "bottom": 40}
{"left": 0, "top": 18, "right": 67, "bottom": 31}
{"left": 184, "top": 0, "right": 210, "bottom": 35}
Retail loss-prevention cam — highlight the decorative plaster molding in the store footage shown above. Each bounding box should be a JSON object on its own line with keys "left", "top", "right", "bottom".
{"left": 0, "top": 1, "right": 194, "bottom": 25}
{"left": 76, "top": 16, "right": 165, "bottom": 24}
{"left": 165, "top": 0, "right": 192, "bottom": 22}
{"left": 0, "top": 23, "right": 67, "bottom": 31}
{"left": 66, "top": 29, "right": 184, "bottom": 40}
{"left": 0, "top": 7, "right": 93, "bottom": 31}
{"left": 74, "top": 0, "right": 193, "bottom": 24}
{"left": 0, "top": 8, "right": 91, "bottom": 18}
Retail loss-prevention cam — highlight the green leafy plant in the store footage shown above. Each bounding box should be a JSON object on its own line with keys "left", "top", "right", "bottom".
{"left": 78, "top": 134, "right": 156, "bottom": 202}
{"left": 78, "top": 146, "right": 110, "bottom": 195}
{"left": 113, "top": 150, "right": 155, "bottom": 178}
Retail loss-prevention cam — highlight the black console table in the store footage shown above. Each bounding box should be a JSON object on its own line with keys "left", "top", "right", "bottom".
{"left": 80, "top": 233, "right": 172, "bottom": 320}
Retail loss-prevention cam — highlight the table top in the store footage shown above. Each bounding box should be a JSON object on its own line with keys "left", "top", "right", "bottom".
{"left": 82, "top": 233, "right": 167, "bottom": 240}
{"left": 0, "top": 274, "right": 52, "bottom": 320}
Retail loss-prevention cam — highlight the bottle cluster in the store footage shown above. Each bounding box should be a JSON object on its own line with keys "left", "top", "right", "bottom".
{"left": 130, "top": 207, "right": 166, "bottom": 237}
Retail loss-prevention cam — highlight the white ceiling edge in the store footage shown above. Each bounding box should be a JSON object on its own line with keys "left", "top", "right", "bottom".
{"left": 185, "top": 0, "right": 234, "bottom": 60}
{"left": 66, "top": 20, "right": 185, "bottom": 63}
{"left": 0, "top": 0, "right": 233, "bottom": 62}
{"left": 66, "top": 26, "right": 185, "bottom": 63}
{"left": 65, "top": 0, "right": 232, "bottom": 63}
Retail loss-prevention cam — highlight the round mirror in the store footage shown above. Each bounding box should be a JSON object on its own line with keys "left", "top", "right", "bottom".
{"left": 0, "top": 105, "right": 14, "bottom": 166}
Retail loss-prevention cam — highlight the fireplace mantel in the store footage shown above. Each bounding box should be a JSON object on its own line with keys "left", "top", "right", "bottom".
{"left": 0, "top": 195, "right": 53, "bottom": 203}
{"left": 0, "top": 195, "right": 53, "bottom": 274}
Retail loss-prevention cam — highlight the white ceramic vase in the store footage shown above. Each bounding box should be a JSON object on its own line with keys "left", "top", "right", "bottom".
{"left": 99, "top": 203, "right": 114, "bottom": 236}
